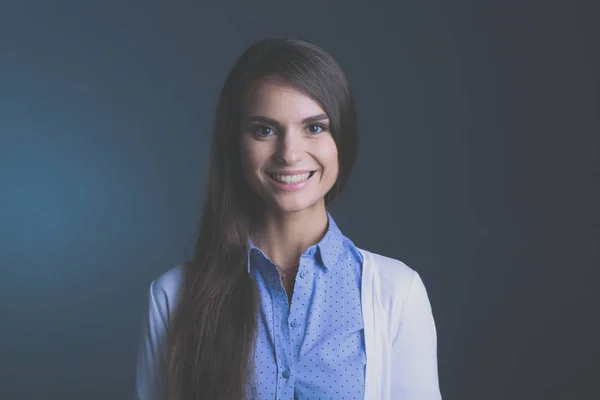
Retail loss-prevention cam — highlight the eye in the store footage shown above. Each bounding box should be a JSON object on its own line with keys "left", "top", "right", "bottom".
{"left": 307, "top": 123, "right": 328, "bottom": 134}
{"left": 250, "top": 125, "right": 275, "bottom": 137}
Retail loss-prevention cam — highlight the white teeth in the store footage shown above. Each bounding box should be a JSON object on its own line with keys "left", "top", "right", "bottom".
{"left": 272, "top": 172, "right": 311, "bottom": 184}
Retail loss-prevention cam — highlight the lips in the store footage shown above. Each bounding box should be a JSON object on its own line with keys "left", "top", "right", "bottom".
{"left": 265, "top": 170, "right": 317, "bottom": 191}
{"left": 267, "top": 170, "right": 316, "bottom": 183}
{"left": 267, "top": 169, "right": 316, "bottom": 176}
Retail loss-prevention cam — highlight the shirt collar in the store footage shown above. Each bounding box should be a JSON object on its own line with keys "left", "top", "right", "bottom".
{"left": 247, "top": 238, "right": 259, "bottom": 274}
{"left": 246, "top": 212, "right": 345, "bottom": 273}
{"left": 315, "top": 212, "right": 345, "bottom": 270}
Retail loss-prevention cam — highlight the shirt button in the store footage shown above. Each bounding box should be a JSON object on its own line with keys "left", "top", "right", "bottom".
{"left": 300, "top": 270, "right": 308, "bottom": 279}
{"left": 282, "top": 369, "right": 290, "bottom": 379}
{"left": 291, "top": 320, "right": 298, "bottom": 328}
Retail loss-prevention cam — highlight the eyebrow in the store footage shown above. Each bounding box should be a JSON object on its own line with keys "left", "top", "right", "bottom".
{"left": 244, "top": 113, "right": 329, "bottom": 129}
{"left": 301, "top": 113, "right": 329, "bottom": 124}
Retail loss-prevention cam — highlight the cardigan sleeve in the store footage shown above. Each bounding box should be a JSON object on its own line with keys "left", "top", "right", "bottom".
{"left": 134, "top": 280, "right": 169, "bottom": 400}
{"left": 390, "top": 271, "right": 442, "bottom": 399}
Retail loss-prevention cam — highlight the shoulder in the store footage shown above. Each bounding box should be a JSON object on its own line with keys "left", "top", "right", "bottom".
{"left": 358, "top": 248, "right": 417, "bottom": 285}
{"left": 358, "top": 248, "right": 435, "bottom": 335}
{"left": 146, "top": 263, "right": 188, "bottom": 325}
{"left": 358, "top": 248, "right": 423, "bottom": 308}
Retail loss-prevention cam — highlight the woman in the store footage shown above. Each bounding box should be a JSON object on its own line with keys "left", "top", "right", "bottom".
{"left": 135, "top": 38, "right": 441, "bottom": 400}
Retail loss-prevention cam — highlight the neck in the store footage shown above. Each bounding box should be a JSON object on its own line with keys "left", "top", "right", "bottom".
{"left": 250, "top": 204, "right": 329, "bottom": 269}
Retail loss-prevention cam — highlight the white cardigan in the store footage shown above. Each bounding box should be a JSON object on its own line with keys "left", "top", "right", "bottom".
{"left": 135, "top": 249, "right": 442, "bottom": 399}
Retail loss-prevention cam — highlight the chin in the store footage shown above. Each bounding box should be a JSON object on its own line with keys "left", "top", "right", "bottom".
{"left": 266, "top": 197, "right": 324, "bottom": 215}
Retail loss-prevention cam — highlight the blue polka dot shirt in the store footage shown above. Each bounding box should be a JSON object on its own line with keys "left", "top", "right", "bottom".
{"left": 245, "top": 213, "right": 366, "bottom": 400}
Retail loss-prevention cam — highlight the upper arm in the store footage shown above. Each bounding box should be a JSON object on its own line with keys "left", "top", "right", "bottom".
{"left": 390, "top": 271, "right": 442, "bottom": 399}
{"left": 134, "top": 280, "right": 169, "bottom": 400}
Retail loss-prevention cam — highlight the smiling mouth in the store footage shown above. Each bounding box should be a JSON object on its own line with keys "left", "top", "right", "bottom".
{"left": 267, "top": 171, "right": 316, "bottom": 184}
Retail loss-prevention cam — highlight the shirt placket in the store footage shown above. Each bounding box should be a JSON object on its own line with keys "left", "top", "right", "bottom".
{"left": 271, "top": 266, "right": 295, "bottom": 400}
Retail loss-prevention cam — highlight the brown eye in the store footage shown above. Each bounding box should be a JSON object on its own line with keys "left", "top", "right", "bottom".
{"left": 307, "top": 123, "right": 327, "bottom": 134}
{"left": 251, "top": 125, "right": 275, "bottom": 137}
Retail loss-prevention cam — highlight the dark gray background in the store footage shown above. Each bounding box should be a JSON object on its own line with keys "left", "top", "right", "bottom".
{"left": 1, "top": 1, "right": 598, "bottom": 399}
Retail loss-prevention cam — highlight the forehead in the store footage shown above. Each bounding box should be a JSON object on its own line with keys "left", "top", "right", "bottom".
{"left": 241, "top": 80, "right": 327, "bottom": 120}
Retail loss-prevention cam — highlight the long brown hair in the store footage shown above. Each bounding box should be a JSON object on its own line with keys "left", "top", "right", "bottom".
{"left": 167, "top": 38, "right": 359, "bottom": 400}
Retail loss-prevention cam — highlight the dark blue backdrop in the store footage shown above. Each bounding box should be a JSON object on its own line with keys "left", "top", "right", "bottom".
{"left": 1, "top": 1, "right": 598, "bottom": 399}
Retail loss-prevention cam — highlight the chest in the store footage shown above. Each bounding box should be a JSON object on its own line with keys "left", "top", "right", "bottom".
{"left": 248, "top": 258, "right": 366, "bottom": 399}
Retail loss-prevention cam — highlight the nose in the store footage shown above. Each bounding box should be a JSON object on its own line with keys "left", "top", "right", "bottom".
{"left": 276, "top": 129, "right": 303, "bottom": 164}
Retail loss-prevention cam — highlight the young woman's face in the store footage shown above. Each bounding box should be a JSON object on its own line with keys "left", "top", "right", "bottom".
{"left": 239, "top": 80, "right": 339, "bottom": 215}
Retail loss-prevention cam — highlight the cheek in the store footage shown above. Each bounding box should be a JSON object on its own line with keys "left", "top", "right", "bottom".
{"left": 239, "top": 142, "right": 257, "bottom": 188}
{"left": 329, "top": 158, "right": 340, "bottom": 183}
{"left": 319, "top": 140, "right": 339, "bottom": 178}
{"left": 240, "top": 140, "right": 260, "bottom": 171}
{"left": 240, "top": 150, "right": 253, "bottom": 174}
{"left": 240, "top": 140, "right": 272, "bottom": 188}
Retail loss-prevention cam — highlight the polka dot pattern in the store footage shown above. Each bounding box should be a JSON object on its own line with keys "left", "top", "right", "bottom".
{"left": 246, "top": 214, "right": 366, "bottom": 399}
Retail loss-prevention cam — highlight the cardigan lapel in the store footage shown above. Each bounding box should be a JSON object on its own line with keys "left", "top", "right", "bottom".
{"left": 359, "top": 249, "right": 381, "bottom": 400}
